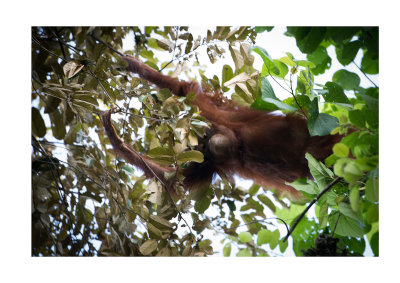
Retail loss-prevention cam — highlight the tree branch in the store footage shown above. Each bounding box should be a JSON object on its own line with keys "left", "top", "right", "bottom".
{"left": 89, "top": 32, "right": 124, "bottom": 57}
{"left": 283, "top": 177, "right": 342, "bottom": 242}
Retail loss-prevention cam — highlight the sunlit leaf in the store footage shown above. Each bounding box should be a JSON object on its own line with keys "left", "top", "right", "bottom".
{"left": 239, "top": 231, "right": 252, "bottom": 243}
{"left": 139, "top": 239, "right": 158, "bottom": 255}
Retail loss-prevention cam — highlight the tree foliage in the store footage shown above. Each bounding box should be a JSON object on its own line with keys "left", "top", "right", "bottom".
{"left": 32, "top": 26, "right": 378, "bottom": 256}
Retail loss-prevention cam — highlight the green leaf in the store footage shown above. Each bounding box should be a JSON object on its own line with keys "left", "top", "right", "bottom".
{"left": 249, "top": 184, "right": 260, "bottom": 196}
{"left": 221, "top": 64, "right": 234, "bottom": 92}
{"left": 256, "top": 229, "right": 279, "bottom": 249}
{"left": 257, "top": 194, "right": 276, "bottom": 212}
{"left": 49, "top": 109, "right": 66, "bottom": 140}
{"left": 279, "top": 55, "right": 296, "bottom": 67}
{"left": 333, "top": 158, "right": 347, "bottom": 177}
{"left": 139, "top": 239, "right": 158, "bottom": 255}
{"left": 349, "top": 109, "right": 366, "bottom": 128}
{"left": 279, "top": 239, "right": 288, "bottom": 253}
{"left": 287, "top": 27, "right": 326, "bottom": 54}
{"left": 318, "top": 201, "right": 329, "bottom": 228}
{"left": 239, "top": 231, "right": 252, "bottom": 243}
{"left": 72, "top": 94, "right": 99, "bottom": 106}
{"left": 149, "top": 215, "right": 174, "bottom": 230}
{"left": 147, "top": 38, "right": 168, "bottom": 51}
{"left": 177, "top": 150, "right": 204, "bottom": 164}
{"left": 323, "top": 82, "right": 351, "bottom": 104}
{"left": 333, "top": 143, "right": 349, "bottom": 157}
{"left": 32, "top": 107, "right": 46, "bottom": 138}
{"left": 147, "top": 223, "right": 162, "bottom": 239}
{"left": 335, "top": 40, "right": 362, "bottom": 66}
{"left": 364, "top": 109, "right": 379, "bottom": 129}
{"left": 305, "top": 153, "right": 334, "bottom": 189}
{"left": 294, "top": 60, "right": 315, "bottom": 68}
{"left": 370, "top": 232, "right": 379, "bottom": 256}
{"left": 287, "top": 178, "right": 318, "bottom": 195}
{"left": 329, "top": 213, "right": 364, "bottom": 238}
{"left": 365, "top": 178, "right": 379, "bottom": 202}
{"left": 355, "top": 155, "right": 378, "bottom": 171}
{"left": 184, "top": 33, "right": 193, "bottom": 54}
{"left": 234, "top": 84, "right": 254, "bottom": 104}
{"left": 255, "top": 27, "right": 273, "bottom": 33}
{"left": 236, "top": 249, "right": 252, "bottom": 257}
{"left": 275, "top": 204, "right": 306, "bottom": 222}
{"left": 343, "top": 162, "right": 363, "bottom": 182}
{"left": 269, "top": 230, "right": 280, "bottom": 249}
{"left": 148, "top": 147, "right": 175, "bottom": 165}
{"left": 223, "top": 243, "right": 231, "bottom": 257}
{"left": 360, "top": 88, "right": 378, "bottom": 112}
{"left": 307, "top": 46, "right": 331, "bottom": 75}
{"left": 261, "top": 76, "right": 276, "bottom": 98}
{"left": 361, "top": 51, "right": 378, "bottom": 74}
{"left": 326, "top": 27, "right": 360, "bottom": 45}
{"left": 270, "top": 59, "right": 288, "bottom": 78}
{"left": 257, "top": 229, "right": 270, "bottom": 246}
{"left": 252, "top": 77, "right": 296, "bottom": 111}
{"left": 122, "top": 165, "right": 135, "bottom": 175}
{"left": 366, "top": 204, "right": 379, "bottom": 224}
{"left": 283, "top": 95, "right": 311, "bottom": 111}
{"left": 309, "top": 113, "right": 339, "bottom": 136}
{"left": 340, "top": 236, "right": 366, "bottom": 255}
{"left": 338, "top": 202, "right": 359, "bottom": 221}
{"left": 349, "top": 187, "right": 359, "bottom": 212}
{"left": 225, "top": 200, "right": 236, "bottom": 211}
{"left": 332, "top": 70, "right": 360, "bottom": 90}
{"left": 308, "top": 98, "right": 339, "bottom": 136}
{"left": 194, "top": 197, "right": 211, "bottom": 214}
{"left": 251, "top": 46, "right": 279, "bottom": 74}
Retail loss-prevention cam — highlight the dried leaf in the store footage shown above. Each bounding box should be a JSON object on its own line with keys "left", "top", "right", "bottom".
{"left": 63, "top": 61, "right": 84, "bottom": 79}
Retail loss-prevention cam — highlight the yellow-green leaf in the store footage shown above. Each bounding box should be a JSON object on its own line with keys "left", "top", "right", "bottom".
{"left": 333, "top": 143, "right": 349, "bottom": 157}
{"left": 349, "top": 187, "right": 359, "bottom": 212}
{"left": 239, "top": 231, "right": 252, "bottom": 243}
{"left": 139, "top": 239, "right": 158, "bottom": 255}
{"left": 223, "top": 243, "right": 231, "bottom": 257}
{"left": 177, "top": 150, "right": 204, "bottom": 164}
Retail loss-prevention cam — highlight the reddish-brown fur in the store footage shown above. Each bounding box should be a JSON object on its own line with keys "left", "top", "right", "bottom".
{"left": 101, "top": 55, "right": 343, "bottom": 200}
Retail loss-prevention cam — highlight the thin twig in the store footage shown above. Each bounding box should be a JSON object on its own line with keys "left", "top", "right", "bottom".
{"left": 53, "top": 28, "right": 67, "bottom": 60}
{"left": 283, "top": 177, "right": 342, "bottom": 242}
{"left": 352, "top": 60, "right": 378, "bottom": 88}
{"left": 288, "top": 72, "right": 307, "bottom": 117}
{"left": 268, "top": 70, "right": 292, "bottom": 94}
{"left": 268, "top": 70, "right": 307, "bottom": 117}
{"left": 331, "top": 212, "right": 342, "bottom": 236}
{"left": 89, "top": 32, "right": 124, "bottom": 57}
{"left": 160, "top": 27, "right": 180, "bottom": 72}
{"left": 117, "top": 109, "right": 180, "bottom": 123}
{"left": 32, "top": 36, "right": 67, "bottom": 62}
{"left": 86, "top": 67, "right": 113, "bottom": 101}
